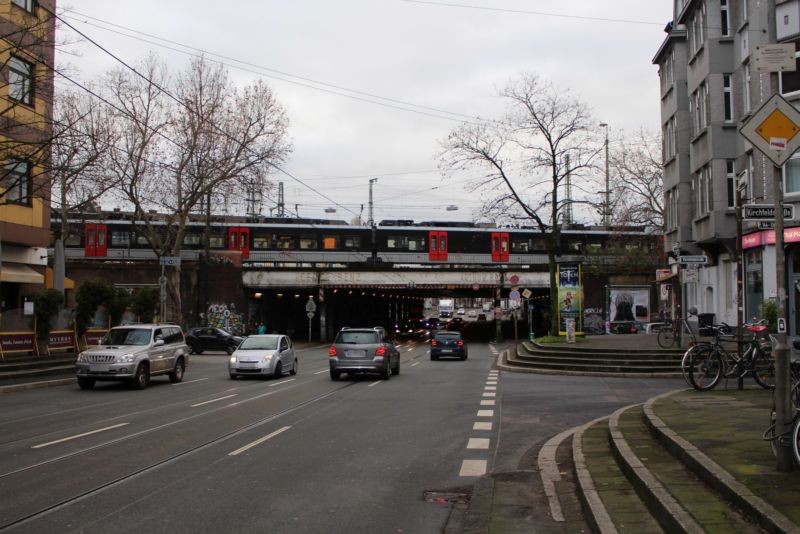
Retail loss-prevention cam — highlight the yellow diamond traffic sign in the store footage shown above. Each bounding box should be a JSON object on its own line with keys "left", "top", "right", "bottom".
{"left": 740, "top": 94, "right": 800, "bottom": 166}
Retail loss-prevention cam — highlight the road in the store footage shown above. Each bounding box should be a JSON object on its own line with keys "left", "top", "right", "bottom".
{"left": 0, "top": 340, "right": 683, "bottom": 533}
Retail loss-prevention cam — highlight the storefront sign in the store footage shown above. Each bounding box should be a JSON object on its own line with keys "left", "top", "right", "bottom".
{"left": 48, "top": 330, "right": 77, "bottom": 352}
{"left": 0, "top": 332, "right": 36, "bottom": 355}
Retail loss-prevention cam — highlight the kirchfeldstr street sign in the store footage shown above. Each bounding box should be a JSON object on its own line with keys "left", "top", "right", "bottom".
{"left": 743, "top": 204, "right": 794, "bottom": 220}
{"left": 739, "top": 94, "right": 800, "bottom": 167}
{"left": 678, "top": 255, "right": 708, "bottom": 265}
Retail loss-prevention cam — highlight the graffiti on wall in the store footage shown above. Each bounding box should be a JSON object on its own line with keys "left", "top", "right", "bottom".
{"left": 206, "top": 303, "right": 245, "bottom": 335}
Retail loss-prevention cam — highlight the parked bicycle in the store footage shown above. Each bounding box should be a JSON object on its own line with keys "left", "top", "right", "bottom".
{"left": 682, "top": 320, "right": 773, "bottom": 391}
{"left": 763, "top": 360, "right": 800, "bottom": 466}
{"left": 657, "top": 307, "right": 699, "bottom": 349}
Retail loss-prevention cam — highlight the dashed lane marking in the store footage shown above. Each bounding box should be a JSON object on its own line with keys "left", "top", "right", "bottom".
{"left": 482, "top": 392, "right": 496, "bottom": 398}
{"left": 480, "top": 400, "right": 496, "bottom": 406}
{"left": 228, "top": 426, "right": 291, "bottom": 456}
{"left": 368, "top": 381, "right": 382, "bottom": 388}
{"left": 269, "top": 379, "right": 296, "bottom": 387}
{"left": 314, "top": 370, "right": 328, "bottom": 375}
{"left": 473, "top": 422, "right": 492, "bottom": 430}
{"left": 172, "top": 378, "right": 208, "bottom": 385}
{"left": 485, "top": 386, "right": 496, "bottom": 391}
{"left": 477, "top": 410, "right": 494, "bottom": 417}
{"left": 191, "top": 394, "right": 238, "bottom": 407}
{"left": 459, "top": 459, "right": 487, "bottom": 477}
{"left": 467, "top": 438, "right": 490, "bottom": 450}
{"left": 411, "top": 362, "right": 420, "bottom": 367}
{"left": 33, "top": 423, "right": 130, "bottom": 449}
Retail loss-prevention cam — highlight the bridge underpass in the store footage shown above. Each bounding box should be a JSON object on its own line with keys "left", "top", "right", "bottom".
{"left": 242, "top": 269, "right": 551, "bottom": 342}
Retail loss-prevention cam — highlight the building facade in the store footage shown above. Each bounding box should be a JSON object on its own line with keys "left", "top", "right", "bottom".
{"left": 0, "top": 0, "right": 56, "bottom": 320}
{"left": 654, "top": 0, "right": 800, "bottom": 333}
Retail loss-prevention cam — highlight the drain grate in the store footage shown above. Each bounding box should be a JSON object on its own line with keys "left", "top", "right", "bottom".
{"left": 423, "top": 491, "right": 471, "bottom": 505}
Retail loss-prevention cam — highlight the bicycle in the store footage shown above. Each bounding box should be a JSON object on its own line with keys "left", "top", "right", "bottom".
{"left": 682, "top": 321, "right": 773, "bottom": 391}
{"left": 657, "top": 308, "right": 698, "bottom": 349}
{"left": 763, "top": 361, "right": 800, "bottom": 466}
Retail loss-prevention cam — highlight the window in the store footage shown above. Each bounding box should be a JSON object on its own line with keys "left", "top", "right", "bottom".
{"left": 343, "top": 236, "right": 361, "bottom": 249}
{"left": 387, "top": 236, "right": 407, "bottom": 249}
{"left": 136, "top": 235, "right": 149, "bottom": 246}
{"left": 780, "top": 53, "right": 800, "bottom": 95}
{"left": 663, "top": 116, "right": 677, "bottom": 160}
{"left": 11, "top": 0, "right": 34, "bottom": 13}
{"left": 276, "top": 236, "right": 294, "bottom": 249}
{"left": 723, "top": 74, "right": 733, "bottom": 122}
{"left": 741, "top": 0, "right": 748, "bottom": 25}
{"left": 666, "top": 188, "right": 679, "bottom": 230}
{"left": 661, "top": 50, "right": 675, "bottom": 92}
{"left": 111, "top": 232, "right": 131, "bottom": 247}
{"left": 8, "top": 56, "right": 33, "bottom": 105}
{"left": 299, "top": 237, "right": 318, "bottom": 250}
{"left": 183, "top": 234, "right": 201, "bottom": 246}
{"left": 692, "top": 82, "right": 709, "bottom": 135}
{"left": 253, "top": 236, "right": 272, "bottom": 249}
{"left": 2, "top": 159, "right": 30, "bottom": 203}
{"left": 512, "top": 239, "right": 531, "bottom": 252}
{"left": 720, "top": 0, "right": 729, "bottom": 36}
{"left": 322, "top": 236, "right": 338, "bottom": 250}
{"left": 209, "top": 235, "right": 225, "bottom": 248}
{"left": 689, "top": 2, "right": 706, "bottom": 54}
{"left": 695, "top": 166, "right": 711, "bottom": 216}
{"left": 784, "top": 155, "right": 800, "bottom": 195}
{"left": 743, "top": 63, "right": 752, "bottom": 114}
{"left": 726, "top": 160, "right": 736, "bottom": 208}
{"left": 407, "top": 237, "right": 426, "bottom": 251}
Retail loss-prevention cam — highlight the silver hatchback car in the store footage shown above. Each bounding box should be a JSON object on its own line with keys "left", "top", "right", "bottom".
{"left": 229, "top": 334, "right": 296, "bottom": 379}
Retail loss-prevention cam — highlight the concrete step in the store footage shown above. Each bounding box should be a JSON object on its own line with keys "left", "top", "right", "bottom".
{"left": 523, "top": 340, "right": 685, "bottom": 357}
{"left": 612, "top": 405, "right": 762, "bottom": 533}
{"left": 0, "top": 364, "right": 74, "bottom": 381}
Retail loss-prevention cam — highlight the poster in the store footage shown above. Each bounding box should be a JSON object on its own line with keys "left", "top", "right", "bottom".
{"left": 608, "top": 287, "right": 650, "bottom": 323}
{"left": 557, "top": 262, "right": 583, "bottom": 335}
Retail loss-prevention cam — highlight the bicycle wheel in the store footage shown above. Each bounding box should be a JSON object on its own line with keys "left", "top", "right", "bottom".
{"left": 687, "top": 345, "right": 723, "bottom": 391}
{"left": 681, "top": 344, "right": 709, "bottom": 387}
{"left": 792, "top": 416, "right": 800, "bottom": 468}
{"left": 657, "top": 328, "right": 676, "bottom": 349}
{"left": 752, "top": 350, "right": 776, "bottom": 390}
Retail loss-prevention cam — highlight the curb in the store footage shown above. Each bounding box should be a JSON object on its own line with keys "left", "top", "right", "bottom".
{"left": 497, "top": 348, "right": 684, "bottom": 379}
{"left": 644, "top": 391, "right": 800, "bottom": 534}
{"left": 0, "top": 377, "right": 74, "bottom": 394}
{"left": 608, "top": 403, "right": 703, "bottom": 533}
{"left": 571, "top": 416, "right": 618, "bottom": 534}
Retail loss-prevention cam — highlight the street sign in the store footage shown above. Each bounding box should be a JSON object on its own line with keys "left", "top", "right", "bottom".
{"left": 739, "top": 94, "right": 800, "bottom": 167}
{"left": 521, "top": 288, "right": 532, "bottom": 299}
{"left": 758, "top": 221, "right": 776, "bottom": 229}
{"left": 509, "top": 290, "right": 521, "bottom": 302}
{"left": 306, "top": 311, "right": 315, "bottom": 319}
{"left": 678, "top": 255, "right": 708, "bottom": 265}
{"left": 743, "top": 204, "right": 794, "bottom": 220}
{"left": 305, "top": 297, "right": 316, "bottom": 313}
{"left": 159, "top": 256, "right": 181, "bottom": 266}
{"left": 753, "top": 44, "right": 797, "bottom": 72}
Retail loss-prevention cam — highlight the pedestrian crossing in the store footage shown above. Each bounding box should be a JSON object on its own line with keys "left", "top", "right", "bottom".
{"left": 459, "top": 369, "right": 499, "bottom": 477}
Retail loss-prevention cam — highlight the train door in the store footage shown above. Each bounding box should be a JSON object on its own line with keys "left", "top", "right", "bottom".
{"left": 84, "top": 223, "right": 108, "bottom": 257}
{"left": 491, "top": 232, "right": 509, "bottom": 262}
{"left": 227, "top": 227, "right": 250, "bottom": 259}
{"left": 428, "top": 231, "right": 448, "bottom": 261}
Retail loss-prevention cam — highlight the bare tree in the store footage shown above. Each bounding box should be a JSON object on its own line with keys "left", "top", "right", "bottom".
{"left": 441, "top": 72, "right": 599, "bottom": 336}
{"left": 607, "top": 130, "right": 664, "bottom": 228}
{"left": 101, "top": 55, "right": 291, "bottom": 323}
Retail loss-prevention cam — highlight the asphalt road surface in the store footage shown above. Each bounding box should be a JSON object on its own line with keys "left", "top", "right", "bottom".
{"left": 0, "top": 341, "right": 682, "bottom": 533}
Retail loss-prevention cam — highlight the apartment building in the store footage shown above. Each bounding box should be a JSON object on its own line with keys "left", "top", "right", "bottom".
{"left": 654, "top": 0, "right": 800, "bottom": 333}
{"left": 0, "top": 0, "right": 56, "bottom": 316}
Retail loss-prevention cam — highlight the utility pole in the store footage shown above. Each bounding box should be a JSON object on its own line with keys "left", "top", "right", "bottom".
{"left": 564, "top": 154, "right": 572, "bottom": 225}
{"left": 599, "top": 122, "right": 610, "bottom": 226}
{"left": 276, "top": 182, "right": 285, "bottom": 218}
{"left": 368, "top": 178, "right": 378, "bottom": 227}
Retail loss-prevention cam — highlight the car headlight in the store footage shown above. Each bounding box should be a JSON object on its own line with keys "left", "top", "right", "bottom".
{"left": 230, "top": 356, "right": 237, "bottom": 363}
{"left": 115, "top": 353, "right": 136, "bottom": 363}
{"left": 77, "top": 352, "right": 87, "bottom": 362}
{"left": 262, "top": 355, "right": 272, "bottom": 363}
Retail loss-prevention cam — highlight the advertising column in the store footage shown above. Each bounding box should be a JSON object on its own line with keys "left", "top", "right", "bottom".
{"left": 557, "top": 262, "right": 582, "bottom": 335}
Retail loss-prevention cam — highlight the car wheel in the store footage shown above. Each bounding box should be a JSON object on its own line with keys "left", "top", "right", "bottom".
{"left": 77, "top": 377, "right": 95, "bottom": 390}
{"left": 130, "top": 363, "right": 150, "bottom": 390}
{"left": 229, "top": 373, "right": 238, "bottom": 379}
{"left": 381, "top": 364, "right": 391, "bottom": 380}
{"left": 191, "top": 344, "right": 204, "bottom": 355}
{"left": 290, "top": 359, "right": 298, "bottom": 375}
{"left": 169, "top": 358, "right": 185, "bottom": 383}
{"left": 330, "top": 369, "right": 341, "bottom": 381}
{"left": 431, "top": 354, "right": 438, "bottom": 361}
{"left": 392, "top": 358, "right": 400, "bottom": 375}
{"left": 273, "top": 361, "right": 283, "bottom": 379}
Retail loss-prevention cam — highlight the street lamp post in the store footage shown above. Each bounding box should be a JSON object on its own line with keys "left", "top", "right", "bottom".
{"left": 599, "top": 122, "right": 610, "bottom": 226}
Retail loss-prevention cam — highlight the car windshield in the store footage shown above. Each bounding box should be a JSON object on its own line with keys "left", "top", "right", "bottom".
{"left": 338, "top": 331, "right": 379, "bottom": 344}
{"left": 435, "top": 333, "right": 461, "bottom": 341}
{"left": 102, "top": 328, "right": 152, "bottom": 346}
{"left": 238, "top": 336, "right": 279, "bottom": 350}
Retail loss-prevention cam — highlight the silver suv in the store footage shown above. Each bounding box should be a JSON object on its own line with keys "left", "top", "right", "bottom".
{"left": 328, "top": 327, "right": 400, "bottom": 380}
{"left": 75, "top": 324, "right": 189, "bottom": 390}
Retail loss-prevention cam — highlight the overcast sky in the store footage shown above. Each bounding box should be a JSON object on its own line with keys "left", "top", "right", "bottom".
{"left": 57, "top": 0, "right": 673, "bottom": 224}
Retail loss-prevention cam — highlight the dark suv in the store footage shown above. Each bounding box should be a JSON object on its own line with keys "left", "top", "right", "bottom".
{"left": 328, "top": 327, "right": 400, "bottom": 380}
{"left": 185, "top": 327, "right": 243, "bottom": 355}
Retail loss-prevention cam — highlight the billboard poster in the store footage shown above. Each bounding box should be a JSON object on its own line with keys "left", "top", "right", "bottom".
{"left": 608, "top": 287, "right": 650, "bottom": 323}
{"left": 48, "top": 330, "right": 77, "bottom": 353}
{"left": 0, "top": 332, "right": 37, "bottom": 355}
{"left": 557, "top": 262, "right": 583, "bottom": 335}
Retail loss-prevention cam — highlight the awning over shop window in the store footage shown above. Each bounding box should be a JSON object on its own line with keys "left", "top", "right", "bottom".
{"left": 45, "top": 267, "right": 75, "bottom": 289}
{"left": 0, "top": 264, "right": 44, "bottom": 284}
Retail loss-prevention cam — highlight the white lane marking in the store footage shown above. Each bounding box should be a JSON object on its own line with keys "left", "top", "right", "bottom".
{"left": 483, "top": 392, "right": 496, "bottom": 398}
{"left": 314, "top": 369, "right": 328, "bottom": 375}
{"left": 407, "top": 348, "right": 414, "bottom": 352}
{"left": 228, "top": 426, "right": 291, "bottom": 456}
{"left": 32, "top": 423, "right": 130, "bottom": 449}
{"left": 411, "top": 362, "right": 420, "bottom": 367}
{"left": 459, "top": 459, "right": 487, "bottom": 477}
{"left": 368, "top": 381, "right": 382, "bottom": 388}
{"left": 480, "top": 400, "right": 496, "bottom": 406}
{"left": 172, "top": 378, "right": 208, "bottom": 385}
{"left": 477, "top": 410, "right": 494, "bottom": 417}
{"left": 467, "top": 438, "right": 490, "bottom": 450}
{"left": 486, "top": 381, "right": 498, "bottom": 386}
{"left": 269, "top": 378, "right": 296, "bottom": 387}
{"left": 485, "top": 386, "right": 497, "bottom": 391}
{"left": 473, "top": 422, "right": 492, "bottom": 431}
{"left": 191, "top": 394, "right": 238, "bottom": 407}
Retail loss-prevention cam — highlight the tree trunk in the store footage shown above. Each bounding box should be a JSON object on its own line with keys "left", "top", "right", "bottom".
{"left": 165, "top": 266, "right": 182, "bottom": 325}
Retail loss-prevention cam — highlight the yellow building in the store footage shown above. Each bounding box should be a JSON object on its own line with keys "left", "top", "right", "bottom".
{"left": 1, "top": 0, "right": 55, "bottom": 319}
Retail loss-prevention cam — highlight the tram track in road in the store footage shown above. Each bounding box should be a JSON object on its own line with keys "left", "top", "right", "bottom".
{"left": 0, "top": 381, "right": 360, "bottom": 532}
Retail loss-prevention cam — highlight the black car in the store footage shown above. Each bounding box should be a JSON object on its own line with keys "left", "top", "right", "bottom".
{"left": 430, "top": 331, "right": 467, "bottom": 360}
{"left": 185, "top": 327, "right": 243, "bottom": 355}
{"left": 446, "top": 317, "right": 465, "bottom": 331}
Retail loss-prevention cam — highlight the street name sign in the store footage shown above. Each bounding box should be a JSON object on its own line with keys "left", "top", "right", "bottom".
{"left": 753, "top": 44, "right": 797, "bottom": 73}
{"left": 739, "top": 94, "right": 800, "bottom": 167}
{"left": 678, "top": 255, "right": 708, "bottom": 265}
{"left": 743, "top": 204, "right": 794, "bottom": 220}
{"left": 758, "top": 221, "right": 776, "bottom": 229}
{"left": 159, "top": 256, "right": 181, "bottom": 267}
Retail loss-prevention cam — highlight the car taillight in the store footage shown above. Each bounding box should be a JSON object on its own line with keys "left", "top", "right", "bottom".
{"left": 431, "top": 340, "right": 438, "bottom": 346}
{"left": 457, "top": 340, "right": 463, "bottom": 347}
{"left": 375, "top": 346, "right": 386, "bottom": 356}
{"left": 328, "top": 346, "right": 337, "bottom": 357}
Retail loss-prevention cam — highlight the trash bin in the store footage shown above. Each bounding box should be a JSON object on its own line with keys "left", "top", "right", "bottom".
{"left": 698, "top": 313, "right": 715, "bottom": 336}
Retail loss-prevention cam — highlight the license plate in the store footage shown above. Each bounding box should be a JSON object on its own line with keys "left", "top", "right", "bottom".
{"left": 239, "top": 362, "right": 258, "bottom": 368}
{"left": 91, "top": 364, "right": 110, "bottom": 372}
{"left": 345, "top": 350, "right": 366, "bottom": 358}
{"left": 441, "top": 349, "right": 452, "bottom": 353}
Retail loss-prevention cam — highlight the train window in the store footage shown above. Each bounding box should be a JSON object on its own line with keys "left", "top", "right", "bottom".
{"left": 323, "top": 236, "right": 338, "bottom": 250}
{"left": 253, "top": 236, "right": 271, "bottom": 249}
{"left": 299, "top": 237, "right": 318, "bottom": 250}
{"left": 136, "top": 235, "right": 149, "bottom": 246}
{"left": 64, "top": 233, "right": 81, "bottom": 246}
{"left": 512, "top": 240, "right": 530, "bottom": 252}
{"left": 110, "top": 232, "right": 131, "bottom": 247}
{"left": 276, "top": 235, "right": 294, "bottom": 249}
{"left": 183, "top": 234, "right": 201, "bottom": 246}
{"left": 387, "top": 236, "right": 407, "bottom": 249}
{"left": 569, "top": 242, "right": 583, "bottom": 252}
{"left": 407, "top": 237, "right": 426, "bottom": 251}
{"left": 588, "top": 243, "right": 602, "bottom": 250}
{"left": 209, "top": 235, "right": 225, "bottom": 248}
{"left": 343, "top": 236, "right": 361, "bottom": 249}
{"left": 501, "top": 239, "right": 509, "bottom": 253}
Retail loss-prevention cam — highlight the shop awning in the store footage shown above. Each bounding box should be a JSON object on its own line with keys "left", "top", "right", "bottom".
{"left": 0, "top": 264, "right": 44, "bottom": 284}
{"left": 45, "top": 267, "right": 75, "bottom": 289}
